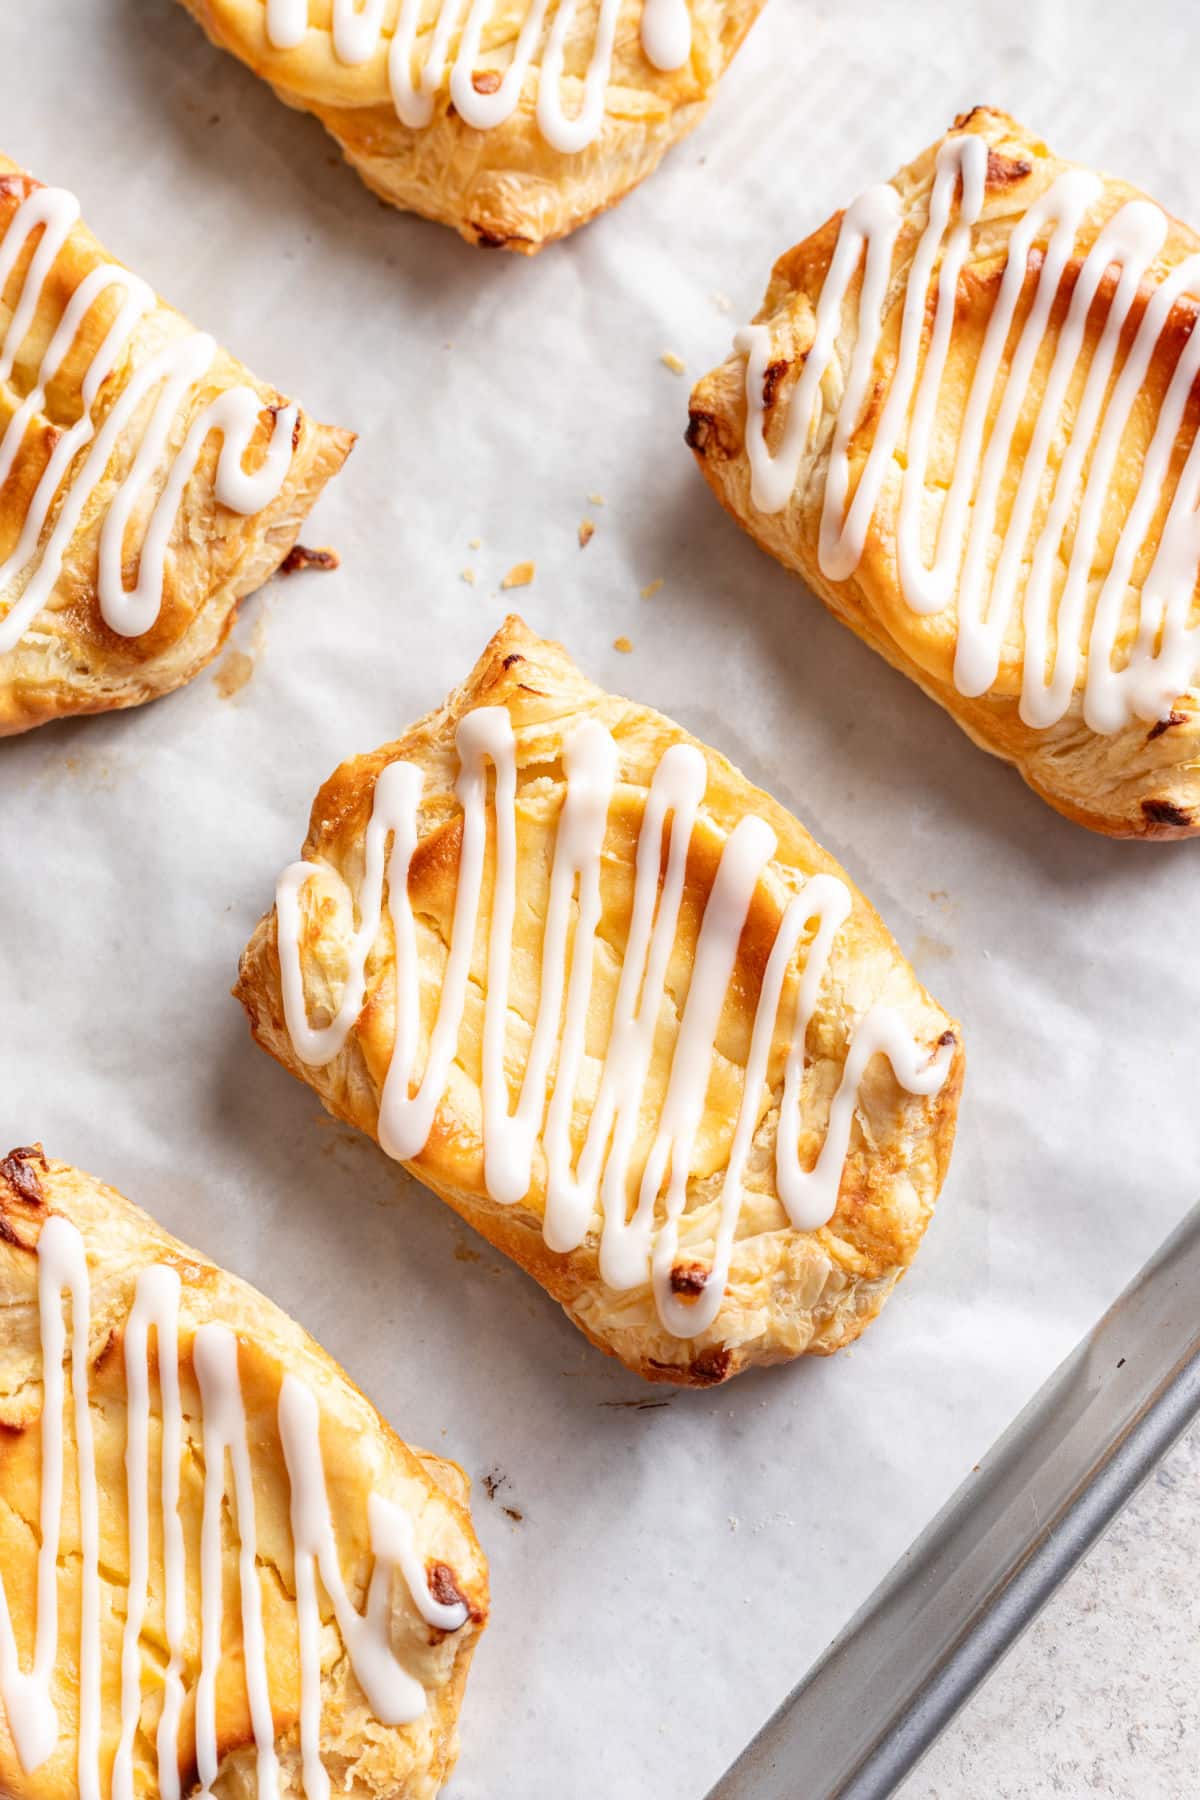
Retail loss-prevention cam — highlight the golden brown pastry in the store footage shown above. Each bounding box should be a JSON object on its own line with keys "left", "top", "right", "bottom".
{"left": 0, "top": 1145, "right": 487, "bottom": 1800}
{"left": 235, "top": 616, "right": 963, "bottom": 1386}
{"left": 176, "top": 0, "right": 764, "bottom": 252}
{"left": 688, "top": 107, "right": 1200, "bottom": 839}
{"left": 0, "top": 157, "right": 352, "bottom": 736}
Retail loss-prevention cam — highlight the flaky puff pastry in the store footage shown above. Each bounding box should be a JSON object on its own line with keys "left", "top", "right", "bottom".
{"left": 688, "top": 108, "right": 1200, "bottom": 838}
{"left": 0, "top": 157, "right": 352, "bottom": 735}
{"left": 0, "top": 1146, "right": 487, "bottom": 1800}
{"left": 235, "top": 617, "right": 963, "bottom": 1386}
{"left": 177, "top": 0, "right": 763, "bottom": 252}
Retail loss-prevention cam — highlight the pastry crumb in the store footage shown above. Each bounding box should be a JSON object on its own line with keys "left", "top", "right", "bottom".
{"left": 613, "top": 636, "right": 633, "bottom": 654}
{"left": 661, "top": 350, "right": 686, "bottom": 375}
{"left": 280, "top": 543, "right": 340, "bottom": 575}
{"left": 587, "top": 492, "right": 606, "bottom": 507}
{"left": 578, "top": 519, "right": 595, "bottom": 548}
{"left": 461, "top": 568, "right": 477, "bottom": 586}
{"left": 469, "top": 536, "right": 482, "bottom": 549}
{"left": 640, "top": 577, "right": 664, "bottom": 600}
{"left": 712, "top": 291, "right": 734, "bottom": 313}
{"left": 214, "top": 648, "right": 254, "bottom": 699}
{"left": 501, "top": 561, "right": 535, "bottom": 590}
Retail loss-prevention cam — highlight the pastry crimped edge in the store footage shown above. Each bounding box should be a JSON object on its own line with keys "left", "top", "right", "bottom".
{"left": 686, "top": 106, "right": 1200, "bottom": 840}
{"left": 175, "top": 0, "right": 764, "bottom": 252}
{"left": 0, "top": 1145, "right": 488, "bottom": 1800}
{"left": 234, "top": 615, "right": 964, "bottom": 1386}
{"left": 0, "top": 155, "right": 354, "bottom": 736}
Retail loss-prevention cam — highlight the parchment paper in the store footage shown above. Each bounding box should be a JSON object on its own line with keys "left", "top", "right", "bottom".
{"left": 2, "top": 2, "right": 1198, "bottom": 1794}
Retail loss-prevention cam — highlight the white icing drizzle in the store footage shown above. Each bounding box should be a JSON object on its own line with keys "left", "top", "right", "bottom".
{"left": 736, "top": 131, "right": 1200, "bottom": 734}
{"left": 0, "top": 182, "right": 297, "bottom": 655}
{"left": 277, "top": 708, "right": 952, "bottom": 1337}
{"left": 112, "top": 1267, "right": 185, "bottom": 1800}
{"left": 0, "top": 1216, "right": 466, "bottom": 1793}
{"left": 0, "top": 1217, "right": 97, "bottom": 1791}
{"left": 263, "top": 0, "right": 692, "bottom": 154}
{"left": 279, "top": 1375, "right": 467, "bottom": 1800}
{"left": 194, "top": 1323, "right": 281, "bottom": 1800}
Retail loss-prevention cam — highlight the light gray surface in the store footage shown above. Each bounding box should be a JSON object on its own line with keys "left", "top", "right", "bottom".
{"left": 902, "top": 1426, "right": 1200, "bottom": 1800}
{"left": 2, "top": 4, "right": 1199, "bottom": 1798}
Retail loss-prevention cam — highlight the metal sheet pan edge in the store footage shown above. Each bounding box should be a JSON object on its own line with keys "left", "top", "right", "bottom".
{"left": 706, "top": 1201, "right": 1200, "bottom": 1800}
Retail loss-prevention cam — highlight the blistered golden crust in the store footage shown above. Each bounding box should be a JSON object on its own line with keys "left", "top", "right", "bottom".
{"left": 0, "top": 1146, "right": 487, "bottom": 1800}
{"left": 234, "top": 616, "right": 963, "bottom": 1386}
{"left": 687, "top": 107, "right": 1200, "bottom": 839}
{"left": 0, "top": 158, "right": 353, "bottom": 736}
{"left": 176, "top": 0, "right": 764, "bottom": 252}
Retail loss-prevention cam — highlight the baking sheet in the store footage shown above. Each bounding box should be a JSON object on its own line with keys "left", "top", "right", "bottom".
{"left": 1, "top": 2, "right": 1198, "bottom": 1795}
{"left": 709, "top": 1203, "right": 1200, "bottom": 1798}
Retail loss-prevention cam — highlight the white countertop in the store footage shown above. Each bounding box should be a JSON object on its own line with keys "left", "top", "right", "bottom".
{"left": 899, "top": 1425, "right": 1200, "bottom": 1798}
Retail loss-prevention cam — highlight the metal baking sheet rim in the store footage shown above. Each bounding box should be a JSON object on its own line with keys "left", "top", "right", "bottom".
{"left": 706, "top": 1200, "right": 1200, "bottom": 1800}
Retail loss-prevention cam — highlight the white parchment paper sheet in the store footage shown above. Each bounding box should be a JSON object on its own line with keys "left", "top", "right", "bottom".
{"left": 1, "top": 2, "right": 1198, "bottom": 1793}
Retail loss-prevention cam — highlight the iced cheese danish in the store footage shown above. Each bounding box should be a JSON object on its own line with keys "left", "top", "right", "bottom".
{"left": 177, "top": 0, "right": 764, "bottom": 252}
{"left": 0, "top": 1147, "right": 486, "bottom": 1800}
{"left": 689, "top": 108, "right": 1200, "bottom": 838}
{"left": 236, "top": 618, "right": 963, "bottom": 1385}
{"left": 0, "top": 158, "right": 351, "bottom": 734}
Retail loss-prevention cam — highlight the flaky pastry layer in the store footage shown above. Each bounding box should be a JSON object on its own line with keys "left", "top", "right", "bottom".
{"left": 235, "top": 617, "right": 963, "bottom": 1385}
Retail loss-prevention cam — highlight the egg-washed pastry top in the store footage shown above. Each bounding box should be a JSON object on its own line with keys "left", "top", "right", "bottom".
{"left": 0, "top": 156, "right": 351, "bottom": 735}
{"left": 0, "top": 1147, "right": 487, "bottom": 1800}
{"left": 177, "top": 0, "right": 765, "bottom": 251}
{"left": 688, "top": 107, "right": 1200, "bottom": 838}
{"left": 235, "top": 617, "right": 964, "bottom": 1385}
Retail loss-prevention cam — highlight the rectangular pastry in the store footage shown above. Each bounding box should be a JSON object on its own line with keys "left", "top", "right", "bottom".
{"left": 236, "top": 617, "right": 963, "bottom": 1385}
{"left": 177, "top": 0, "right": 764, "bottom": 252}
{"left": 0, "top": 1145, "right": 487, "bottom": 1800}
{"left": 0, "top": 156, "right": 352, "bottom": 735}
{"left": 688, "top": 107, "right": 1200, "bottom": 838}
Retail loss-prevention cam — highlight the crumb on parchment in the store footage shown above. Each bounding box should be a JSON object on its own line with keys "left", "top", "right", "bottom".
{"left": 661, "top": 351, "right": 686, "bottom": 375}
{"left": 613, "top": 636, "right": 633, "bottom": 654}
{"left": 578, "top": 519, "right": 595, "bottom": 548}
{"left": 501, "top": 561, "right": 535, "bottom": 590}
{"left": 280, "top": 544, "right": 340, "bottom": 575}
{"left": 588, "top": 492, "right": 606, "bottom": 507}
{"left": 641, "top": 578, "right": 664, "bottom": 600}
{"left": 461, "top": 568, "right": 477, "bottom": 586}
